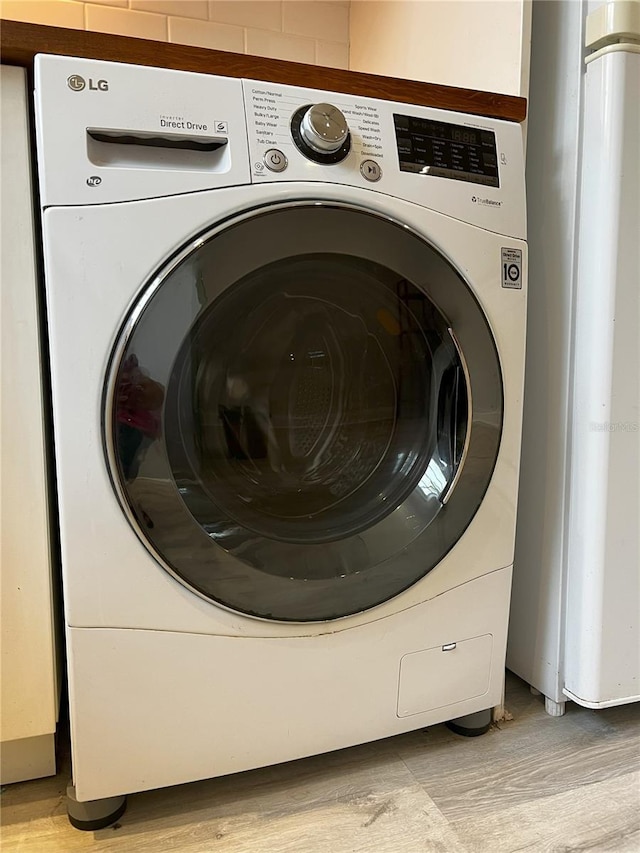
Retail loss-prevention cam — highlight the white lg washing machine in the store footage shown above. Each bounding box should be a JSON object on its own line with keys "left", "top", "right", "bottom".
{"left": 34, "top": 55, "right": 527, "bottom": 824}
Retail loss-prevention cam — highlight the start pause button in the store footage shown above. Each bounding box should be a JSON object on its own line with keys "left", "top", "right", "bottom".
{"left": 360, "top": 159, "right": 382, "bottom": 182}
{"left": 501, "top": 248, "right": 523, "bottom": 289}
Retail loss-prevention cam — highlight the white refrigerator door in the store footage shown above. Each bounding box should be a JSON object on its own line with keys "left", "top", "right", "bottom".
{"left": 565, "top": 47, "right": 640, "bottom": 708}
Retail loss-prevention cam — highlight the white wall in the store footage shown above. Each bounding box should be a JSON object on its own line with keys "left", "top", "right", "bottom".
{"left": 349, "top": 0, "right": 532, "bottom": 97}
{"left": 0, "top": 1, "right": 534, "bottom": 91}
{"left": 0, "top": 0, "right": 350, "bottom": 68}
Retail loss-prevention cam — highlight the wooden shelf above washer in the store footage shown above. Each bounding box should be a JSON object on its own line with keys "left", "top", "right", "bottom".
{"left": 0, "top": 19, "right": 527, "bottom": 122}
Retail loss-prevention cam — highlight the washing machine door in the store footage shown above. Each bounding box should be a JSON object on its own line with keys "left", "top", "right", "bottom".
{"left": 106, "top": 201, "right": 502, "bottom": 621}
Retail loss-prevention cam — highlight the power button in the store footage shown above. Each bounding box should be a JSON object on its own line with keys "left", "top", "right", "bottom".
{"left": 264, "top": 149, "right": 288, "bottom": 172}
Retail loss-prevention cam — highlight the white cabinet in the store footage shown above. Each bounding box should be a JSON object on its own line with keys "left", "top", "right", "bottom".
{"left": 1, "top": 65, "right": 59, "bottom": 783}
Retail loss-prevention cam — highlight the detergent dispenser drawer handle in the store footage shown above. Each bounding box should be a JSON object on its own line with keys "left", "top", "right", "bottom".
{"left": 87, "top": 128, "right": 228, "bottom": 152}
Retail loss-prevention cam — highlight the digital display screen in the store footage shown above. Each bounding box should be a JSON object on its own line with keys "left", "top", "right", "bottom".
{"left": 394, "top": 114, "right": 499, "bottom": 188}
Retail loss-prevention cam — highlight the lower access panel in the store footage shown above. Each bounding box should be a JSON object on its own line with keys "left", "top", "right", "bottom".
{"left": 397, "top": 634, "right": 493, "bottom": 717}
{"left": 67, "top": 567, "right": 511, "bottom": 801}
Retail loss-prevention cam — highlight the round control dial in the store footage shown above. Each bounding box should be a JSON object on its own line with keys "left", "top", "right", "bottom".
{"left": 291, "top": 104, "right": 352, "bottom": 165}
{"left": 300, "top": 103, "right": 349, "bottom": 154}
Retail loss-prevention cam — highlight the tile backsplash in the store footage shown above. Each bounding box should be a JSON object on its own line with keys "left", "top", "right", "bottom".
{"left": 0, "top": 0, "right": 350, "bottom": 67}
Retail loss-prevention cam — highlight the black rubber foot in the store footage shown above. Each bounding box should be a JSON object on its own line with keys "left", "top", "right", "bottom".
{"left": 67, "top": 783, "right": 127, "bottom": 831}
{"left": 446, "top": 719, "right": 491, "bottom": 737}
{"left": 445, "top": 708, "right": 492, "bottom": 738}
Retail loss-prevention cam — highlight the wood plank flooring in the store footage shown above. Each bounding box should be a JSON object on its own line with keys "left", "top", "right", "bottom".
{"left": 2, "top": 672, "right": 639, "bottom": 852}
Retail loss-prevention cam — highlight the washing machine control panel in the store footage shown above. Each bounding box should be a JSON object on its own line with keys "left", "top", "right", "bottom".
{"left": 33, "top": 56, "right": 525, "bottom": 237}
{"left": 243, "top": 78, "right": 525, "bottom": 238}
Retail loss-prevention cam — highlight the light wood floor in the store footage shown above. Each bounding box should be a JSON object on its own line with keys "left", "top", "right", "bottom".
{"left": 2, "top": 672, "right": 639, "bottom": 852}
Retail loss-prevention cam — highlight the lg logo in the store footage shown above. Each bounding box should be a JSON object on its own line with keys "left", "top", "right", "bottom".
{"left": 67, "top": 75, "right": 85, "bottom": 91}
{"left": 67, "top": 75, "right": 109, "bottom": 92}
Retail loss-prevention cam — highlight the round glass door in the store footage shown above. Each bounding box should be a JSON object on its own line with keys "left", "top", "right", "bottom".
{"left": 106, "top": 202, "right": 502, "bottom": 621}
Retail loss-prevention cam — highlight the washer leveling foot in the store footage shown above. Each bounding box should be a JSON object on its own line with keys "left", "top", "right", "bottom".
{"left": 446, "top": 708, "right": 492, "bottom": 737}
{"left": 67, "top": 783, "right": 127, "bottom": 830}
